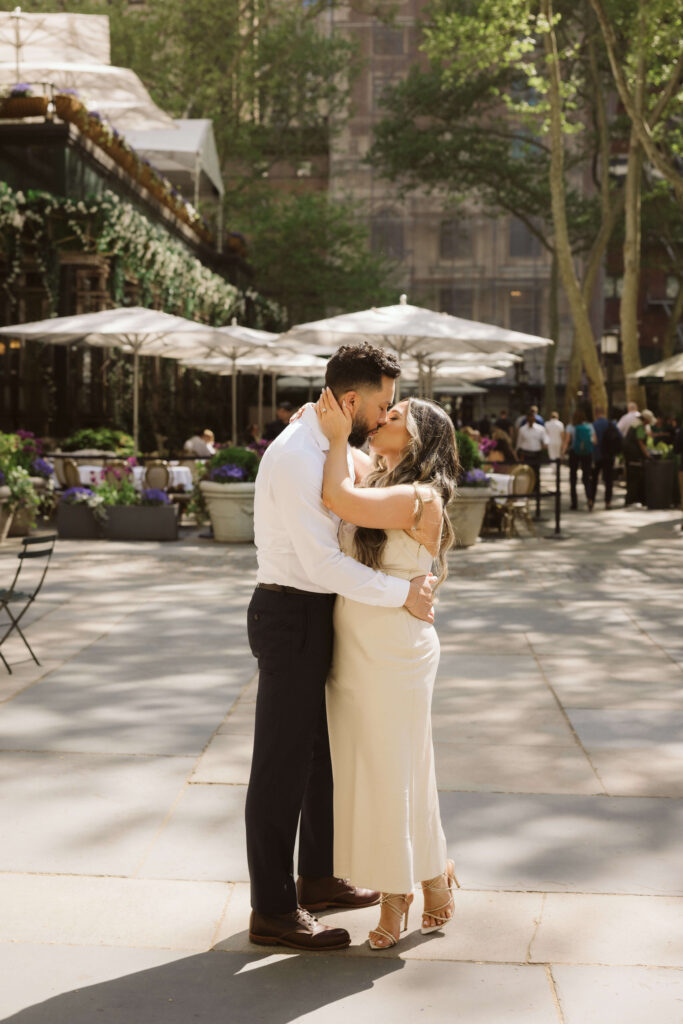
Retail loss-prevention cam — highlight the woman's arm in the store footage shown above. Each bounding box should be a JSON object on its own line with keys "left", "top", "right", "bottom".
{"left": 315, "top": 390, "right": 437, "bottom": 531}
{"left": 351, "top": 446, "right": 374, "bottom": 482}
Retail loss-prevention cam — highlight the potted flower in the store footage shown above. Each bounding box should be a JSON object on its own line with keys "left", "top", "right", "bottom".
{"left": 54, "top": 88, "right": 85, "bottom": 123}
{"left": 56, "top": 486, "right": 105, "bottom": 539}
{"left": 8, "top": 431, "right": 54, "bottom": 536}
{"left": 198, "top": 445, "right": 260, "bottom": 542}
{"left": 448, "top": 432, "right": 493, "bottom": 547}
{"left": 101, "top": 486, "right": 178, "bottom": 541}
{"left": 0, "top": 468, "right": 13, "bottom": 543}
{"left": 0, "top": 432, "right": 41, "bottom": 540}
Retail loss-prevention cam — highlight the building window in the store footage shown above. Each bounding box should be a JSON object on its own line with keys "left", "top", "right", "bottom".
{"left": 371, "top": 209, "right": 404, "bottom": 261}
{"left": 509, "top": 289, "right": 540, "bottom": 334}
{"left": 372, "top": 25, "right": 404, "bottom": 56}
{"left": 605, "top": 275, "right": 624, "bottom": 298}
{"left": 439, "top": 219, "right": 472, "bottom": 260}
{"left": 372, "top": 74, "right": 401, "bottom": 111}
{"left": 509, "top": 218, "right": 542, "bottom": 259}
{"left": 439, "top": 287, "right": 474, "bottom": 319}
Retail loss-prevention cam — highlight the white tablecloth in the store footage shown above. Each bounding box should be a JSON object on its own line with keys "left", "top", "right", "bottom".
{"left": 75, "top": 464, "right": 192, "bottom": 492}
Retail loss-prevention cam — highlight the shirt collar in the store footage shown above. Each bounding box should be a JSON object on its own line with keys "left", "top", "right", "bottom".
{"left": 302, "top": 403, "right": 329, "bottom": 452}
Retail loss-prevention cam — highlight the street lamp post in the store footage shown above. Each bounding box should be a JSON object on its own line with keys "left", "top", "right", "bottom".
{"left": 600, "top": 332, "right": 619, "bottom": 417}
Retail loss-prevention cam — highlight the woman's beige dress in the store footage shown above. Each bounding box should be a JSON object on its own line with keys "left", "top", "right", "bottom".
{"left": 326, "top": 524, "right": 447, "bottom": 893}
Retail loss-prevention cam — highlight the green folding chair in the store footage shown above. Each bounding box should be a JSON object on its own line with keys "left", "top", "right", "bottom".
{"left": 0, "top": 534, "right": 57, "bottom": 674}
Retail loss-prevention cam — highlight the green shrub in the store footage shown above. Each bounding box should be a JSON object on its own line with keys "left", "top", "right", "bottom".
{"left": 61, "top": 427, "right": 135, "bottom": 456}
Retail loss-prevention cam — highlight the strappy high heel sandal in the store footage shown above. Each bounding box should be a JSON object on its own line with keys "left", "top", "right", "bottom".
{"left": 420, "top": 859, "right": 456, "bottom": 934}
{"left": 368, "top": 892, "right": 414, "bottom": 950}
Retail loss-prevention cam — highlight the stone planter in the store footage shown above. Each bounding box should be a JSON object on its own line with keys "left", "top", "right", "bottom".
{"left": 200, "top": 480, "right": 255, "bottom": 543}
{"left": 56, "top": 503, "right": 100, "bottom": 540}
{"left": 101, "top": 505, "right": 178, "bottom": 541}
{"left": 8, "top": 477, "right": 46, "bottom": 537}
{"left": 448, "top": 487, "right": 492, "bottom": 548}
{"left": 0, "top": 486, "right": 14, "bottom": 544}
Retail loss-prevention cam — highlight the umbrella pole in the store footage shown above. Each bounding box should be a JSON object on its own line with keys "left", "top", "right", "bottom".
{"left": 427, "top": 365, "right": 434, "bottom": 401}
{"left": 231, "top": 357, "right": 237, "bottom": 444}
{"left": 133, "top": 348, "right": 140, "bottom": 455}
{"left": 271, "top": 372, "right": 277, "bottom": 419}
{"left": 257, "top": 371, "right": 264, "bottom": 436}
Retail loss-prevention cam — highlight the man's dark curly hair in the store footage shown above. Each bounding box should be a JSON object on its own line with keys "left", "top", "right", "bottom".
{"left": 324, "top": 342, "right": 401, "bottom": 399}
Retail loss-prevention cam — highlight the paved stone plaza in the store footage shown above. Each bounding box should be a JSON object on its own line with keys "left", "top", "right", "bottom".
{"left": 0, "top": 496, "right": 682, "bottom": 1023}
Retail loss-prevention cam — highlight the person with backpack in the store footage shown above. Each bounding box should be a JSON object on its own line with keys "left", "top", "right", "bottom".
{"left": 623, "top": 409, "right": 655, "bottom": 505}
{"left": 562, "top": 408, "right": 597, "bottom": 510}
{"left": 592, "top": 406, "right": 622, "bottom": 510}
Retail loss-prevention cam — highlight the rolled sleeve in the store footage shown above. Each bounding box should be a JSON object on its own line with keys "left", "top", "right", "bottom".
{"left": 270, "top": 451, "right": 410, "bottom": 607}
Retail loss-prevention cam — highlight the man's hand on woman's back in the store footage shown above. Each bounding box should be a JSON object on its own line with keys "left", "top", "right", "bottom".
{"left": 404, "top": 574, "right": 436, "bottom": 623}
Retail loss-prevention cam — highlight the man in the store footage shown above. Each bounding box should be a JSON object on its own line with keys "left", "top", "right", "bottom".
{"left": 494, "top": 410, "right": 513, "bottom": 437}
{"left": 592, "top": 405, "right": 618, "bottom": 509}
{"left": 514, "top": 404, "right": 545, "bottom": 430}
{"left": 183, "top": 428, "right": 215, "bottom": 457}
{"left": 263, "top": 401, "right": 295, "bottom": 441}
{"left": 624, "top": 409, "right": 654, "bottom": 505}
{"left": 544, "top": 411, "right": 564, "bottom": 462}
{"left": 245, "top": 342, "right": 435, "bottom": 952}
{"left": 515, "top": 407, "right": 548, "bottom": 508}
{"left": 617, "top": 401, "right": 640, "bottom": 437}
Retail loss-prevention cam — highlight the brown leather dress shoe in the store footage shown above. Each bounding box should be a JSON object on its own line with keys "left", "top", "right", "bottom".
{"left": 249, "top": 908, "right": 350, "bottom": 951}
{"left": 297, "top": 876, "right": 380, "bottom": 911}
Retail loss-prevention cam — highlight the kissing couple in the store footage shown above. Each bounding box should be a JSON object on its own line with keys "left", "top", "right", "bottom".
{"left": 245, "top": 341, "right": 458, "bottom": 951}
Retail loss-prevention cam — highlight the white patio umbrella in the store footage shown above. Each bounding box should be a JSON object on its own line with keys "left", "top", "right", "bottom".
{"left": 184, "top": 350, "right": 328, "bottom": 431}
{"left": 629, "top": 353, "right": 683, "bottom": 382}
{"left": 280, "top": 295, "right": 551, "bottom": 398}
{"left": 0, "top": 307, "right": 254, "bottom": 452}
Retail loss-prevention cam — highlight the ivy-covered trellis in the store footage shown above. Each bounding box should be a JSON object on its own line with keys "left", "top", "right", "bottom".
{"left": 0, "top": 182, "right": 282, "bottom": 328}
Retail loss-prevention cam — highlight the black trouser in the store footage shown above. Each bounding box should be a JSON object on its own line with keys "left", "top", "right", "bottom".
{"left": 592, "top": 456, "right": 614, "bottom": 506}
{"left": 625, "top": 460, "right": 645, "bottom": 505}
{"left": 245, "top": 585, "right": 336, "bottom": 915}
{"left": 569, "top": 451, "right": 594, "bottom": 507}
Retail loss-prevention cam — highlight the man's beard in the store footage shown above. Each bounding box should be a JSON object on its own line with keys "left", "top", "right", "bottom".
{"left": 348, "top": 412, "right": 372, "bottom": 448}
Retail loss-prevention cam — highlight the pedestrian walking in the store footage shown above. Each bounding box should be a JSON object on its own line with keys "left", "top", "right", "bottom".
{"left": 563, "top": 409, "right": 596, "bottom": 510}
{"left": 592, "top": 406, "right": 621, "bottom": 509}
{"left": 515, "top": 407, "right": 548, "bottom": 509}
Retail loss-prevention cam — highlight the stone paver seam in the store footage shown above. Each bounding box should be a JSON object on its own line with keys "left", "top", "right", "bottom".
{"left": 131, "top": 668, "right": 259, "bottom": 877}
{"left": 525, "top": 891, "right": 546, "bottom": 964}
{"left": 525, "top": 635, "right": 609, "bottom": 795}
{"left": 208, "top": 881, "right": 236, "bottom": 950}
{"left": 622, "top": 610, "right": 683, "bottom": 668}
{"left": 544, "top": 964, "right": 567, "bottom": 1023}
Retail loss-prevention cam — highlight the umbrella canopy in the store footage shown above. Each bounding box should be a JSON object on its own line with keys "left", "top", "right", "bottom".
{"left": 629, "top": 353, "right": 683, "bottom": 382}
{"left": 0, "top": 307, "right": 256, "bottom": 451}
{"left": 280, "top": 295, "right": 551, "bottom": 398}
{"left": 183, "top": 349, "right": 327, "bottom": 430}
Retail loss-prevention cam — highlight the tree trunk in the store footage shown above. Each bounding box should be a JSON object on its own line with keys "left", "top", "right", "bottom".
{"left": 543, "top": 251, "right": 559, "bottom": 416}
{"left": 562, "top": 332, "right": 583, "bottom": 424}
{"left": 542, "top": 0, "right": 607, "bottom": 411}
{"left": 621, "top": 51, "right": 645, "bottom": 407}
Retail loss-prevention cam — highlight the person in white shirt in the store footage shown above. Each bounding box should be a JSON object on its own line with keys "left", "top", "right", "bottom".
{"left": 183, "top": 429, "right": 216, "bottom": 457}
{"left": 246, "top": 343, "right": 435, "bottom": 953}
{"left": 514, "top": 408, "right": 549, "bottom": 507}
{"left": 544, "top": 411, "right": 564, "bottom": 461}
{"left": 617, "top": 401, "right": 640, "bottom": 437}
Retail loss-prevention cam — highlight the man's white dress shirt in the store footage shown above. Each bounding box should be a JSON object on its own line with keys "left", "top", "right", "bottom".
{"left": 516, "top": 421, "right": 549, "bottom": 452}
{"left": 254, "top": 405, "right": 410, "bottom": 606}
{"left": 544, "top": 418, "right": 564, "bottom": 460}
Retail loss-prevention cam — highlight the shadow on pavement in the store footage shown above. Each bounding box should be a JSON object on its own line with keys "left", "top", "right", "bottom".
{"left": 3, "top": 948, "right": 405, "bottom": 1024}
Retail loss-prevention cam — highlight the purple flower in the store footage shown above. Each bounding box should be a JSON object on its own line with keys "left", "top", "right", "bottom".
{"left": 57, "top": 88, "right": 80, "bottom": 98}
{"left": 10, "top": 83, "right": 32, "bottom": 96}
{"left": 32, "top": 457, "right": 54, "bottom": 478}
{"left": 0, "top": 469, "right": 5, "bottom": 486}
{"left": 462, "top": 468, "right": 490, "bottom": 486}
{"left": 141, "top": 488, "right": 171, "bottom": 505}
{"left": 60, "top": 486, "right": 95, "bottom": 503}
{"left": 209, "top": 463, "right": 247, "bottom": 482}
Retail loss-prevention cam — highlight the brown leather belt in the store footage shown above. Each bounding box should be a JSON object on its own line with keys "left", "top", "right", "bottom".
{"left": 257, "top": 582, "right": 319, "bottom": 596}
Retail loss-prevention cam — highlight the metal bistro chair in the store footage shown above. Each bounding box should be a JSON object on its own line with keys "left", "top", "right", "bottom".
{"left": 0, "top": 534, "right": 57, "bottom": 674}
{"left": 102, "top": 459, "right": 128, "bottom": 485}
{"left": 502, "top": 465, "right": 538, "bottom": 538}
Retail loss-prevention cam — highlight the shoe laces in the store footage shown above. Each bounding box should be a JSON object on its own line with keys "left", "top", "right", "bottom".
{"left": 295, "top": 907, "right": 318, "bottom": 928}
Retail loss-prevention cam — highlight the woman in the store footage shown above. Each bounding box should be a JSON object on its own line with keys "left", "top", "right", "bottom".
{"left": 316, "top": 386, "right": 458, "bottom": 950}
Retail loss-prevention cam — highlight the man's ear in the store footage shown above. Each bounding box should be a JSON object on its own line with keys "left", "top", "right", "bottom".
{"left": 341, "top": 389, "right": 358, "bottom": 412}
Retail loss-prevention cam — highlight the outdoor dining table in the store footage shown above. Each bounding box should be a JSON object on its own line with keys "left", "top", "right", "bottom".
{"left": 73, "top": 464, "right": 193, "bottom": 492}
{"left": 487, "top": 472, "right": 515, "bottom": 498}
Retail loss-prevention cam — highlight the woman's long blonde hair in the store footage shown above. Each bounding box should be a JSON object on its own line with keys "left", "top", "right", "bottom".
{"left": 353, "top": 398, "right": 460, "bottom": 586}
